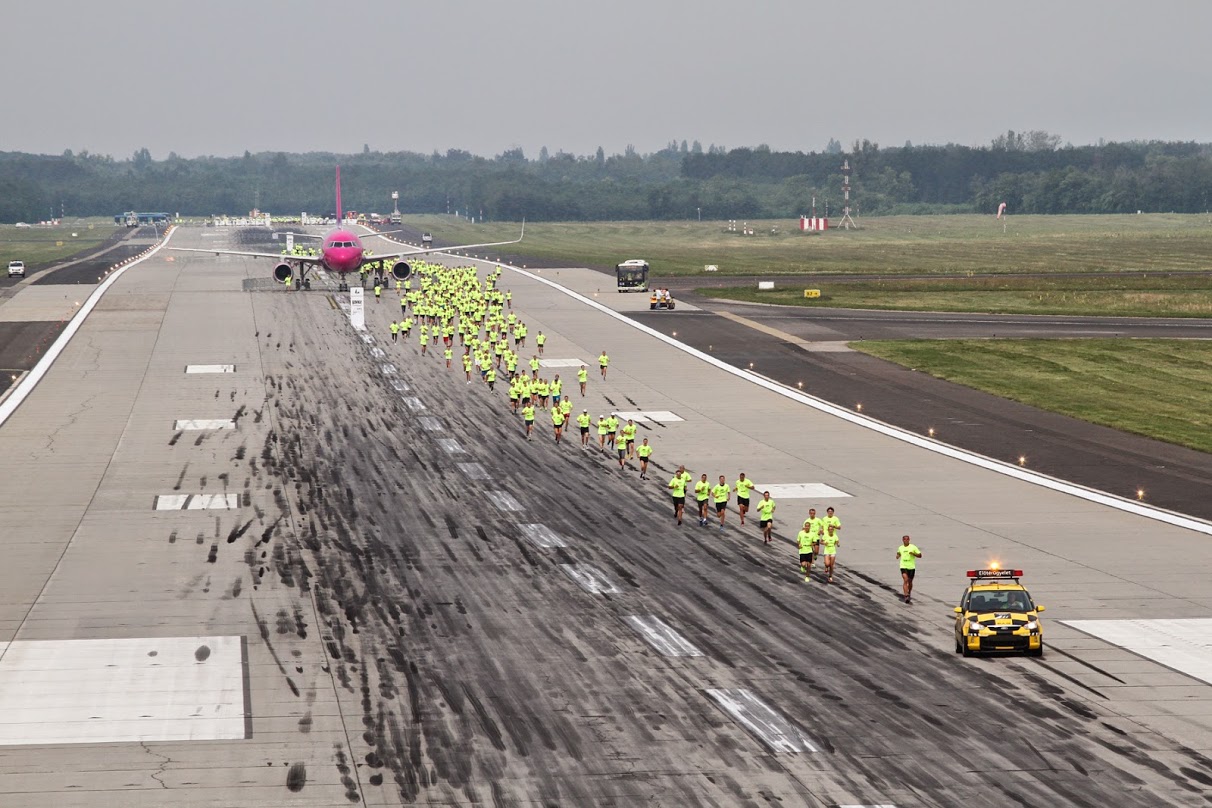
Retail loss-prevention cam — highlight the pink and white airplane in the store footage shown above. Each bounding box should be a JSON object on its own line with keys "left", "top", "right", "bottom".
{"left": 172, "top": 167, "right": 523, "bottom": 291}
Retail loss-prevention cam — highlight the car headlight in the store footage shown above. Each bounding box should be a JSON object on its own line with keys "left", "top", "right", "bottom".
{"left": 1025, "top": 620, "right": 1038, "bottom": 631}
{"left": 969, "top": 619, "right": 983, "bottom": 631}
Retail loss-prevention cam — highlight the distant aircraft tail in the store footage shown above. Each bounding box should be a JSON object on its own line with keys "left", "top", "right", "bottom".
{"left": 335, "top": 166, "right": 343, "bottom": 223}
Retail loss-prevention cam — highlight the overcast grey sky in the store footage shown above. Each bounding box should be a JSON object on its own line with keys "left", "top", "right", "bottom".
{"left": 2, "top": 1, "right": 1209, "bottom": 160}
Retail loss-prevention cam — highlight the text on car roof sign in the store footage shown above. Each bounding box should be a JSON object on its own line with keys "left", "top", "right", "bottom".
{"left": 967, "top": 569, "right": 1023, "bottom": 579}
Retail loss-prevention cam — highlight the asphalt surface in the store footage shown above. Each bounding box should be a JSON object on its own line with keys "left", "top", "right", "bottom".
{"left": 3, "top": 227, "right": 1212, "bottom": 805}
{"left": 628, "top": 309, "right": 1212, "bottom": 521}
{"left": 243, "top": 275, "right": 1212, "bottom": 806}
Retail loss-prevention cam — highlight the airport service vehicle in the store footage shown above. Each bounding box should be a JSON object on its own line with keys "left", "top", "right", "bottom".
{"left": 389, "top": 212, "right": 402, "bottom": 225}
{"left": 7, "top": 260, "right": 25, "bottom": 278}
{"left": 954, "top": 568, "right": 1045, "bottom": 657}
{"left": 421, "top": 232, "right": 433, "bottom": 247}
{"left": 616, "top": 259, "right": 649, "bottom": 293}
{"left": 648, "top": 288, "right": 676, "bottom": 310}
{"left": 171, "top": 168, "right": 522, "bottom": 292}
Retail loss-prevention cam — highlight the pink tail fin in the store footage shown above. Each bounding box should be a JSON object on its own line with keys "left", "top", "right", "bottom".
{"left": 335, "top": 166, "right": 343, "bottom": 222}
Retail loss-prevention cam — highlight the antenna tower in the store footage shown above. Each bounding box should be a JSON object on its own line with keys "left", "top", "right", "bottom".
{"left": 839, "top": 159, "right": 857, "bottom": 230}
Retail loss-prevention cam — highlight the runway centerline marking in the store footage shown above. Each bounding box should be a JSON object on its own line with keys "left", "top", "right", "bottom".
{"left": 560, "top": 564, "right": 620, "bottom": 595}
{"left": 705, "top": 688, "right": 818, "bottom": 753}
{"left": 457, "top": 462, "right": 489, "bottom": 480}
{"left": 623, "top": 615, "right": 702, "bottom": 657}
{"left": 419, "top": 416, "right": 444, "bottom": 432}
{"left": 437, "top": 438, "right": 465, "bottom": 454}
{"left": 370, "top": 347, "right": 386, "bottom": 358}
{"left": 185, "top": 364, "right": 235, "bottom": 374}
{"left": 380, "top": 363, "right": 397, "bottom": 376}
{"left": 389, "top": 379, "right": 410, "bottom": 393}
{"left": 755, "top": 483, "right": 851, "bottom": 499}
{"left": 154, "top": 494, "right": 240, "bottom": 511}
{"left": 401, "top": 396, "right": 426, "bottom": 411}
{"left": 0, "top": 636, "right": 247, "bottom": 745}
{"left": 486, "top": 490, "right": 523, "bottom": 512}
{"left": 173, "top": 419, "right": 235, "bottom": 431}
{"left": 539, "top": 358, "right": 585, "bottom": 368}
{"left": 520, "top": 523, "right": 567, "bottom": 549}
{"left": 612, "top": 410, "right": 683, "bottom": 423}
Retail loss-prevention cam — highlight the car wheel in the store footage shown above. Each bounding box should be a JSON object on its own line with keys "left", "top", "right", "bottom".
{"left": 961, "top": 639, "right": 973, "bottom": 658}
{"left": 954, "top": 636, "right": 962, "bottom": 655}
{"left": 1027, "top": 644, "right": 1044, "bottom": 658}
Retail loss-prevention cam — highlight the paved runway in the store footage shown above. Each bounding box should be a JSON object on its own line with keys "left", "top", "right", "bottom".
{"left": 1, "top": 226, "right": 1212, "bottom": 805}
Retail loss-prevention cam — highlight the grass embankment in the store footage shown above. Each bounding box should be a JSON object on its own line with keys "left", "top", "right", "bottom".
{"left": 0, "top": 220, "right": 118, "bottom": 268}
{"left": 853, "top": 339, "right": 1212, "bottom": 453}
{"left": 698, "top": 275, "right": 1212, "bottom": 318}
{"left": 401, "top": 213, "right": 1212, "bottom": 278}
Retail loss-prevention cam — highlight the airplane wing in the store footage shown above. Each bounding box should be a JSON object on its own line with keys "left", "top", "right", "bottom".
{"left": 360, "top": 222, "right": 526, "bottom": 262}
{"left": 169, "top": 247, "right": 324, "bottom": 263}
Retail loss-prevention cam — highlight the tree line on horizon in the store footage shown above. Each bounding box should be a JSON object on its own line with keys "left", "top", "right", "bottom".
{"left": 2, "top": 132, "right": 1210, "bottom": 223}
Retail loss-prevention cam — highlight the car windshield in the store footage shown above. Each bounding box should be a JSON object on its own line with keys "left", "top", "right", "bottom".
{"left": 970, "top": 591, "right": 1034, "bottom": 612}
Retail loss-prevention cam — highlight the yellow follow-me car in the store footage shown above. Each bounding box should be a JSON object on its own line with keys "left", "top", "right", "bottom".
{"left": 954, "top": 568, "right": 1045, "bottom": 658}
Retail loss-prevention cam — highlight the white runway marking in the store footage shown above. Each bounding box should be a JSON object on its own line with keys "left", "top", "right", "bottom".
{"left": 154, "top": 494, "right": 240, "bottom": 510}
{"left": 380, "top": 363, "right": 397, "bottom": 375}
{"left": 419, "top": 416, "right": 444, "bottom": 432}
{"left": 539, "top": 358, "right": 585, "bottom": 368}
{"left": 560, "top": 564, "right": 620, "bottom": 595}
{"left": 402, "top": 397, "right": 426, "bottom": 411}
{"left": 520, "top": 523, "right": 567, "bottom": 549}
{"left": 754, "top": 483, "right": 852, "bottom": 499}
{"left": 389, "top": 379, "right": 410, "bottom": 393}
{"left": 359, "top": 333, "right": 373, "bottom": 343}
{"left": 184, "top": 364, "right": 234, "bottom": 374}
{"left": 486, "top": 490, "right": 523, "bottom": 511}
{"left": 173, "top": 419, "right": 235, "bottom": 431}
{"left": 623, "top": 615, "right": 702, "bottom": 657}
{"left": 437, "top": 438, "right": 465, "bottom": 454}
{"left": 457, "top": 462, "right": 489, "bottom": 480}
{"left": 705, "top": 688, "right": 818, "bottom": 753}
{"left": 612, "top": 410, "right": 683, "bottom": 423}
{"left": 370, "top": 347, "right": 386, "bottom": 358}
{"left": 0, "top": 636, "right": 247, "bottom": 745}
{"left": 1062, "top": 619, "right": 1212, "bottom": 686}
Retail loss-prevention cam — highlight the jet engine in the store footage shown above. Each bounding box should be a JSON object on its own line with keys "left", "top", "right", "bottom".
{"left": 390, "top": 261, "right": 412, "bottom": 281}
{"left": 273, "top": 263, "right": 293, "bottom": 284}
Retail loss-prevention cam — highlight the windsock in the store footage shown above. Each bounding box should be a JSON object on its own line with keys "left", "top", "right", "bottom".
{"left": 997, "top": 202, "right": 1007, "bottom": 219}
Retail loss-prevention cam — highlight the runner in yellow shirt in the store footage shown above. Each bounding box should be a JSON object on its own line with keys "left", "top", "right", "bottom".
{"left": 820, "top": 524, "right": 840, "bottom": 583}
{"left": 756, "top": 492, "right": 776, "bottom": 545}
{"left": 735, "top": 473, "right": 756, "bottom": 525}
{"left": 578, "top": 365, "right": 588, "bottom": 396}
{"left": 694, "top": 474, "right": 711, "bottom": 526}
{"left": 636, "top": 438, "right": 652, "bottom": 479}
{"left": 896, "top": 535, "right": 923, "bottom": 604}
{"left": 521, "top": 403, "right": 536, "bottom": 442}
{"left": 797, "top": 521, "right": 816, "bottom": 582}
{"left": 577, "top": 410, "right": 592, "bottom": 447}
{"left": 711, "top": 476, "right": 731, "bottom": 531}
{"left": 668, "top": 467, "right": 688, "bottom": 526}
{"left": 598, "top": 351, "right": 610, "bottom": 380}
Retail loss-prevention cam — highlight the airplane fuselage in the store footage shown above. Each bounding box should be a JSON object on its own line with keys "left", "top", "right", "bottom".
{"left": 319, "top": 228, "right": 365, "bottom": 275}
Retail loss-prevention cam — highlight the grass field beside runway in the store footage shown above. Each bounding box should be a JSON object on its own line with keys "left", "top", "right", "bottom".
{"left": 697, "top": 275, "right": 1212, "bottom": 318}
{"left": 402, "top": 213, "right": 1212, "bottom": 278}
{"left": 852, "top": 339, "right": 1212, "bottom": 453}
{"left": 0, "top": 220, "right": 118, "bottom": 268}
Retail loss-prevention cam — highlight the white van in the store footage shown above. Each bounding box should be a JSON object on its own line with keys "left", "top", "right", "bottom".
{"left": 7, "top": 260, "right": 25, "bottom": 278}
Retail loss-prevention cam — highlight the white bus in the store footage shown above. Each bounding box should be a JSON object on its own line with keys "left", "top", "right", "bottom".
{"left": 615, "top": 259, "right": 650, "bottom": 292}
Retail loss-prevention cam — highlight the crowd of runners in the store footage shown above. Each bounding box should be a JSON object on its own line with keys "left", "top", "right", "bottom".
{"left": 378, "top": 260, "right": 925, "bottom": 591}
